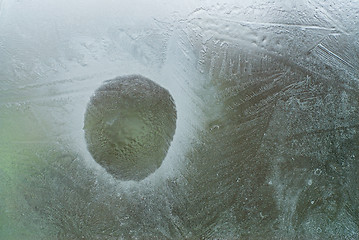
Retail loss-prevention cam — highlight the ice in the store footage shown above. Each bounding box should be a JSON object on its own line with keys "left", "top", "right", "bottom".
{"left": 0, "top": 0, "right": 359, "bottom": 239}
{"left": 84, "top": 75, "right": 176, "bottom": 181}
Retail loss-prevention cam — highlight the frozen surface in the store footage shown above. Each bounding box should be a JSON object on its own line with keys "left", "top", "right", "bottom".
{"left": 84, "top": 75, "right": 177, "bottom": 181}
{"left": 0, "top": 0, "right": 359, "bottom": 239}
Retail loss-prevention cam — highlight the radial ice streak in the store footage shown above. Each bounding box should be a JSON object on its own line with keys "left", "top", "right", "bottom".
{"left": 84, "top": 75, "right": 177, "bottom": 181}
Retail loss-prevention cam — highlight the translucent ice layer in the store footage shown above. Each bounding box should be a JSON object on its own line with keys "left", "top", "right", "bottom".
{"left": 0, "top": 0, "right": 358, "bottom": 239}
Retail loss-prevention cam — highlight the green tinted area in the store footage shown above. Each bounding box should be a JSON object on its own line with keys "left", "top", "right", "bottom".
{"left": 0, "top": 104, "right": 56, "bottom": 239}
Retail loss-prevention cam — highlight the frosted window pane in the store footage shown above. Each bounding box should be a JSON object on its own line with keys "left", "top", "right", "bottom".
{"left": 0, "top": 0, "right": 358, "bottom": 238}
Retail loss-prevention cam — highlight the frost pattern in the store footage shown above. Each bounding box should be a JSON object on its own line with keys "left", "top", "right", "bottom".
{"left": 0, "top": 0, "right": 358, "bottom": 239}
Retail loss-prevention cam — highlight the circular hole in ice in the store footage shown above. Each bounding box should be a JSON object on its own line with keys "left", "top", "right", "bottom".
{"left": 84, "top": 75, "right": 177, "bottom": 181}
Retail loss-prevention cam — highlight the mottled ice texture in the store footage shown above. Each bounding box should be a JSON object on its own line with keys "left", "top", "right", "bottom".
{"left": 84, "top": 75, "right": 176, "bottom": 181}
{"left": 0, "top": 0, "right": 358, "bottom": 239}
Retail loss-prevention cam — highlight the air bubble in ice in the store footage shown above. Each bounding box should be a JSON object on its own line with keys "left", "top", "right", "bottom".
{"left": 313, "top": 168, "right": 322, "bottom": 176}
{"left": 84, "top": 75, "right": 176, "bottom": 181}
{"left": 307, "top": 179, "right": 313, "bottom": 186}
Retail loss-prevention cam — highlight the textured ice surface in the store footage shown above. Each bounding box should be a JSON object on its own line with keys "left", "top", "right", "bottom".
{"left": 0, "top": 0, "right": 359, "bottom": 239}
{"left": 84, "top": 75, "right": 176, "bottom": 181}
